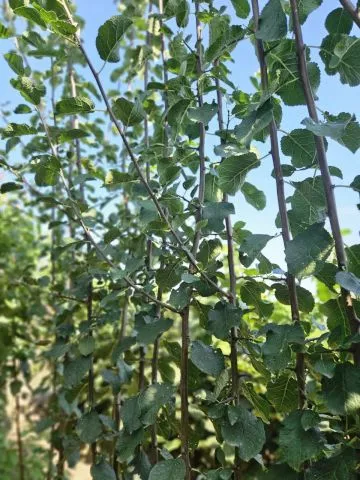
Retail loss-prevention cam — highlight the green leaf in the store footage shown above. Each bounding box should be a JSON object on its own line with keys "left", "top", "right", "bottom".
{"left": 325, "top": 8, "right": 353, "bottom": 34}
{"left": 0, "top": 22, "right": 13, "bottom": 38}
{"left": 296, "top": 0, "right": 322, "bottom": 24}
{"left": 112, "top": 97, "right": 145, "bottom": 126}
{"left": 4, "top": 52, "right": 25, "bottom": 75}
{"left": 167, "top": 99, "right": 191, "bottom": 128}
{"left": 55, "top": 96, "right": 95, "bottom": 115}
{"left": 33, "top": 155, "right": 61, "bottom": 187}
{"left": 230, "top": 0, "right": 250, "bottom": 18}
{"left": 322, "top": 362, "right": 360, "bottom": 414}
{"left": 135, "top": 314, "right": 173, "bottom": 345}
{"left": 116, "top": 428, "right": 144, "bottom": 462}
{"left": 190, "top": 340, "right": 225, "bottom": 376}
{"left": 266, "top": 374, "right": 298, "bottom": 413}
{"left": 239, "top": 233, "right": 273, "bottom": 267}
{"left": 1, "top": 122, "right": 36, "bottom": 138}
{"left": 78, "top": 336, "right": 95, "bottom": 356}
{"left": 279, "top": 410, "right": 324, "bottom": 471}
{"left": 63, "top": 355, "right": 91, "bottom": 388}
{"left": 205, "top": 25, "right": 245, "bottom": 63}
{"left": 149, "top": 458, "right": 185, "bottom": 480}
{"left": 203, "top": 201, "right": 235, "bottom": 233}
{"left": 241, "top": 382, "right": 271, "bottom": 423}
{"left": 207, "top": 302, "right": 242, "bottom": 340}
{"left": 14, "top": 104, "right": 32, "bottom": 114}
{"left": 1, "top": 182, "right": 23, "bottom": 194}
{"left": 241, "top": 182, "right": 266, "bottom": 210}
{"left": 122, "top": 396, "right": 142, "bottom": 433}
{"left": 234, "top": 100, "right": 273, "bottom": 146}
{"left": 323, "top": 112, "right": 360, "bottom": 153}
{"left": 336, "top": 271, "right": 360, "bottom": 295}
{"left": 76, "top": 411, "right": 102, "bottom": 444}
{"left": 306, "top": 448, "right": 357, "bottom": 480}
{"left": 347, "top": 244, "right": 360, "bottom": 276}
{"left": 139, "top": 383, "right": 175, "bottom": 426}
{"left": 221, "top": 406, "right": 265, "bottom": 460}
{"left": 290, "top": 177, "right": 326, "bottom": 228}
{"left": 330, "top": 36, "right": 360, "bottom": 86}
{"left": 14, "top": 6, "right": 47, "bottom": 28}
{"left": 91, "top": 459, "right": 116, "bottom": 480}
{"left": 281, "top": 129, "right": 317, "bottom": 168}
{"left": 188, "top": 102, "right": 217, "bottom": 126}
{"left": 285, "top": 223, "right": 333, "bottom": 277}
{"left": 58, "top": 128, "right": 89, "bottom": 143}
{"left": 302, "top": 116, "right": 350, "bottom": 140}
{"left": 241, "top": 281, "right": 274, "bottom": 318}
{"left": 256, "top": 0, "right": 287, "bottom": 41}
{"left": 10, "top": 76, "right": 45, "bottom": 105}
{"left": 217, "top": 153, "right": 260, "bottom": 195}
{"left": 261, "top": 323, "right": 304, "bottom": 372}
{"left": 96, "top": 15, "right": 133, "bottom": 63}
{"left": 273, "top": 283, "right": 315, "bottom": 313}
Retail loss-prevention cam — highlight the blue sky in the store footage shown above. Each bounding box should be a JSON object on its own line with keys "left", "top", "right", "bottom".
{"left": 1, "top": 0, "right": 359, "bottom": 269}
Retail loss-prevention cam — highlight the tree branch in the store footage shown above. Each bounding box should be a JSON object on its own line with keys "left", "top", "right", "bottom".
{"left": 289, "top": 0, "right": 360, "bottom": 367}
{"left": 339, "top": 0, "right": 360, "bottom": 27}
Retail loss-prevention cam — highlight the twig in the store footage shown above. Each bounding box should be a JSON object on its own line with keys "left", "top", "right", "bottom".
{"left": 339, "top": 0, "right": 360, "bottom": 27}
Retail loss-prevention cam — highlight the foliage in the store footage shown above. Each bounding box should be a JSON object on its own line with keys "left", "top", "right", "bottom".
{"left": 0, "top": 0, "right": 360, "bottom": 479}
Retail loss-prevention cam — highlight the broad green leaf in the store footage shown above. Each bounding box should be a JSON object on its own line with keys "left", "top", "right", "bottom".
{"left": 116, "top": 428, "right": 144, "bottom": 462}
{"left": 149, "top": 458, "right": 185, "bottom": 480}
{"left": 0, "top": 22, "right": 13, "bottom": 38}
{"left": 241, "top": 182, "right": 266, "bottom": 210}
{"left": 217, "top": 153, "right": 260, "bottom": 195}
{"left": 58, "top": 128, "right": 89, "bottom": 143}
{"left": 347, "top": 244, "right": 360, "bottom": 276}
{"left": 273, "top": 283, "right": 315, "bottom": 313}
{"left": 325, "top": 8, "right": 353, "bottom": 34}
{"left": 336, "top": 271, "right": 360, "bottom": 295}
{"left": 296, "top": 0, "right": 322, "bottom": 24}
{"left": 241, "top": 382, "right": 271, "bottom": 423}
{"left": 322, "top": 362, "right": 360, "bottom": 414}
{"left": 230, "top": 0, "right": 250, "bottom": 18}
{"left": 156, "top": 262, "right": 183, "bottom": 291}
{"left": 14, "top": 104, "right": 32, "bottom": 114}
{"left": 91, "top": 459, "right": 116, "bottom": 480}
{"left": 279, "top": 410, "right": 324, "bottom": 471}
{"left": 10, "top": 76, "right": 46, "bottom": 105}
{"left": 112, "top": 97, "right": 145, "bottom": 126}
{"left": 139, "top": 383, "right": 175, "bottom": 426}
{"left": 187, "top": 102, "right": 217, "bottom": 126}
{"left": 78, "top": 335, "right": 95, "bottom": 356}
{"left": 122, "top": 396, "right": 142, "bottom": 433}
{"left": 207, "top": 302, "right": 242, "bottom": 340}
{"left": 33, "top": 155, "right": 61, "bottom": 187}
{"left": 205, "top": 25, "right": 245, "bottom": 63}
{"left": 1, "top": 182, "right": 23, "bottom": 193}
{"left": 76, "top": 411, "right": 102, "bottom": 443}
{"left": 261, "top": 323, "right": 304, "bottom": 372}
{"left": 190, "top": 340, "right": 225, "bottom": 376}
{"left": 176, "top": 0, "right": 189, "bottom": 27}
{"left": 1, "top": 122, "right": 36, "bottom": 138}
{"left": 221, "top": 406, "right": 265, "bottom": 461}
{"left": 4, "top": 52, "right": 25, "bottom": 75}
{"left": 203, "top": 201, "right": 235, "bottom": 233}
{"left": 302, "top": 116, "right": 350, "bottom": 140}
{"left": 96, "top": 15, "right": 133, "bottom": 62}
{"left": 330, "top": 36, "right": 360, "bottom": 86}
{"left": 285, "top": 223, "right": 333, "bottom": 277}
{"left": 256, "top": 0, "right": 287, "bottom": 41}
{"left": 320, "top": 297, "right": 349, "bottom": 346}
{"left": 281, "top": 129, "right": 317, "bottom": 168}
{"left": 135, "top": 314, "right": 173, "bottom": 345}
{"left": 240, "top": 281, "right": 274, "bottom": 318}
{"left": 55, "top": 96, "right": 95, "bottom": 115}
{"left": 169, "top": 283, "right": 192, "bottom": 310}
{"left": 266, "top": 374, "right": 298, "bottom": 413}
{"left": 323, "top": 112, "right": 360, "bottom": 153}
{"left": 63, "top": 355, "right": 91, "bottom": 388}
{"left": 14, "top": 6, "right": 47, "bottom": 28}
{"left": 290, "top": 177, "right": 326, "bottom": 228}
{"left": 234, "top": 100, "right": 273, "bottom": 145}
{"left": 167, "top": 99, "right": 191, "bottom": 127}
{"left": 305, "top": 448, "right": 357, "bottom": 480}
{"left": 239, "top": 233, "right": 273, "bottom": 267}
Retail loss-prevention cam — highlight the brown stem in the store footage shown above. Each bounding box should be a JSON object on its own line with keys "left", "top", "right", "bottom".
{"left": 289, "top": 0, "right": 360, "bottom": 366}
{"left": 214, "top": 57, "right": 241, "bottom": 479}
{"left": 87, "top": 278, "right": 97, "bottom": 463}
{"left": 339, "top": 0, "right": 360, "bottom": 27}
{"left": 251, "top": 0, "right": 306, "bottom": 408}
{"left": 180, "top": 308, "right": 191, "bottom": 479}
{"left": 14, "top": 367, "right": 25, "bottom": 480}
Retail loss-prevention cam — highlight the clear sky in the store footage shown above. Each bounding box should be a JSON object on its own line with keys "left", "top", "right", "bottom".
{"left": 0, "top": 0, "right": 359, "bottom": 269}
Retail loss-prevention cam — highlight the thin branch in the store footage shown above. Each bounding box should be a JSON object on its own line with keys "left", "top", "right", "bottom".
{"left": 59, "top": 0, "right": 231, "bottom": 301}
{"left": 251, "top": 0, "right": 305, "bottom": 409}
{"left": 289, "top": 0, "right": 360, "bottom": 366}
{"left": 339, "top": 0, "right": 360, "bottom": 27}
